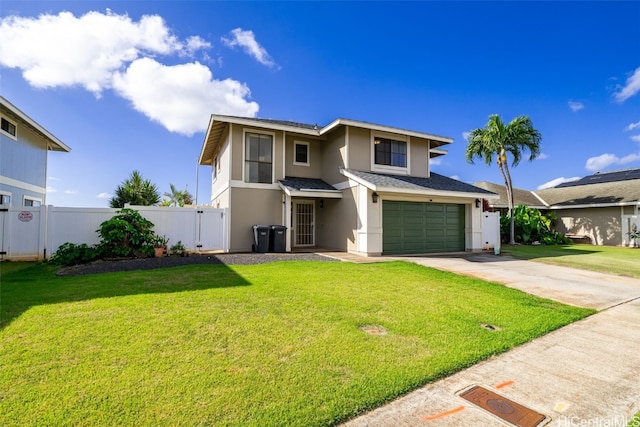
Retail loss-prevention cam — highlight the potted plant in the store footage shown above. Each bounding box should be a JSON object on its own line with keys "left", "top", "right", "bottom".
{"left": 628, "top": 224, "right": 640, "bottom": 248}
{"left": 152, "top": 235, "right": 169, "bottom": 257}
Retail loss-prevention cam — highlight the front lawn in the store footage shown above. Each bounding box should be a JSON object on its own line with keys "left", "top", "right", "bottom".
{"left": 0, "top": 261, "right": 593, "bottom": 426}
{"left": 503, "top": 244, "right": 640, "bottom": 278}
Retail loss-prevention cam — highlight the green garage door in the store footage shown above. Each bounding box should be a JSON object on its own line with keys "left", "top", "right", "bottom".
{"left": 383, "top": 201, "right": 465, "bottom": 254}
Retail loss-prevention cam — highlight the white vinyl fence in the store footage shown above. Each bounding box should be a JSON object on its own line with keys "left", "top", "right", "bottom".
{"left": 0, "top": 205, "right": 228, "bottom": 261}
{"left": 481, "top": 211, "right": 501, "bottom": 253}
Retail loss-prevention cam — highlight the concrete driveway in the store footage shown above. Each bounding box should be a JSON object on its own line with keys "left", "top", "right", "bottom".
{"left": 391, "top": 252, "right": 640, "bottom": 310}
{"left": 336, "top": 252, "right": 640, "bottom": 427}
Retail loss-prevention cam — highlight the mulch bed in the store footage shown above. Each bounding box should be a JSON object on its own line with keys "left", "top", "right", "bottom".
{"left": 56, "top": 252, "right": 340, "bottom": 276}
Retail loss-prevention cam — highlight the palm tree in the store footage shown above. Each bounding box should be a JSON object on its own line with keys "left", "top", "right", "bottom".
{"left": 466, "top": 114, "right": 542, "bottom": 244}
{"left": 163, "top": 183, "right": 194, "bottom": 207}
{"left": 109, "top": 170, "right": 161, "bottom": 208}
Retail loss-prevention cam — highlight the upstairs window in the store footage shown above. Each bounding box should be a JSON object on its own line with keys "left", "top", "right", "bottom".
{"left": 1, "top": 117, "right": 17, "bottom": 139}
{"left": 374, "top": 136, "right": 407, "bottom": 168}
{"left": 0, "top": 193, "right": 11, "bottom": 205}
{"left": 245, "top": 132, "right": 273, "bottom": 183}
{"left": 294, "top": 141, "right": 309, "bottom": 166}
{"left": 24, "top": 197, "right": 41, "bottom": 207}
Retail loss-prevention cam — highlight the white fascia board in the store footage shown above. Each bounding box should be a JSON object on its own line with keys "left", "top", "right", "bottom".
{"left": 199, "top": 114, "right": 217, "bottom": 164}
{"left": 375, "top": 186, "right": 501, "bottom": 200}
{"left": 322, "top": 118, "right": 453, "bottom": 144}
{"left": 209, "top": 115, "right": 320, "bottom": 136}
{"left": 1, "top": 96, "right": 71, "bottom": 152}
{"left": 429, "top": 148, "right": 448, "bottom": 158}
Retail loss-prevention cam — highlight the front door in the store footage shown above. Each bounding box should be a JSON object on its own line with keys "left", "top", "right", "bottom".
{"left": 293, "top": 201, "right": 315, "bottom": 246}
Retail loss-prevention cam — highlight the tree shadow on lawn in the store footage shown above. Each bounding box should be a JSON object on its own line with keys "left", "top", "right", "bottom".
{"left": 0, "top": 256, "right": 252, "bottom": 330}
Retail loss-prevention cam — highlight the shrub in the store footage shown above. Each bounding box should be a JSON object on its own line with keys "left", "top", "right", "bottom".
{"left": 96, "top": 208, "right": 155, "bottom": 258}
{"left": 49, "top": 242, "right": 102, "bottom": 266}
{"left": 501, "top": 205, "right": 572, "bottom": 245}
{"left": 169, "top": 241, "right": 187, "bottom": 257}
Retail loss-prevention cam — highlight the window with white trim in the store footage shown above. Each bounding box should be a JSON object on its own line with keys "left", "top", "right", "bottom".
{"left": 0, "top": 192, "right": 11, "bottom": 205}
{"left": 294, "top": 141, "right": 309, "bottom": 166}
{"left": 374, "top": 136, "right": 407, "bottom": 168}
{"left": 24, "top": 197, "right": 41, "bottom": 207}
{"left": 244, "top": 132, "right": 273, "bottom": 183}
{"left": 1, "top": 116, "right": 17, "bottom": 139}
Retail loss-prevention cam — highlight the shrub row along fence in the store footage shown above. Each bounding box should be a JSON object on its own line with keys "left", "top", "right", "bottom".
{"left": 0, "top": 205, "right": 228, "bottom": 261}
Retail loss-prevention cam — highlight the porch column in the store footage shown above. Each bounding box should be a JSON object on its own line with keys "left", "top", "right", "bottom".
{"left": 283, "top": 193, "right": 292, "bottom": 252}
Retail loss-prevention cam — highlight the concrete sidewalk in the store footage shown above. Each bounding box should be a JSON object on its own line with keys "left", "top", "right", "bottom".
{"left": 334, "top": 253, "right": 640, "bottom": 427}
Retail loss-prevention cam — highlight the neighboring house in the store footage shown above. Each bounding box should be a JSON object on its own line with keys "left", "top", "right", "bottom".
{"left": 475, "top": 168, "right": 640, "bottom": 246}
{"left": 199, "top": 115, "right": 497, "bottom": 256}
{"left": 0, "top": 96, "right": 71, "bottom": 207}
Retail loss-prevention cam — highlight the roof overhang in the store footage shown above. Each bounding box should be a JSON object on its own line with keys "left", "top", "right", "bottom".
{"left": 0, "top": 96, "right": 71, "bottom": 152}
{"left": 278, "top": 182, "right": 343, "bottom": 199}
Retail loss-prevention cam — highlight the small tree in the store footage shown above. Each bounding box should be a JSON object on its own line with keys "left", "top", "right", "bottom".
{"left": 97, "top": 208, "right": 156, "bottom": 258}
{"left": 163, "top": 183, "right": 194, "bottom": 207}
{"left": 109, "top": 170, "right": 160, "bottom": 208}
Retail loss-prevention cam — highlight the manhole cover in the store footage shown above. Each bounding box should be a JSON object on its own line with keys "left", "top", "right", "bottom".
{"left": 459, "top": 385, "right": 546, "bottom": 427}
{"left": 359, "top": 325, "right": 387, "bottom": 335}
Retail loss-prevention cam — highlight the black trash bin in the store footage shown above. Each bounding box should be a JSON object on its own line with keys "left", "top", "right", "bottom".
{"left": 269, "top": 225, "right": 287, "bottom": 253}
{"left": 252, "top": 225, "right": 271, "bottom": 253}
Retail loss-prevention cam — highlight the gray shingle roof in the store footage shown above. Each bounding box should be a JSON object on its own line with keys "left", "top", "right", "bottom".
{"left": 279, "top": 177, "right": 339, "bottom": 192}
{"left": 473, "top": 181, "right": 546, "bottom": 208}
{"left": 344, "top": 169, "right": 497, "bottom": 195}
{"left": 535, "top": 178, "right": 640, "bottom": 206}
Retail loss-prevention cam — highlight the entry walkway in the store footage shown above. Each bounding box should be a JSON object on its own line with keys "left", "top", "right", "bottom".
{"left": 324, "top": 252, "right": 640, "bottom": 426}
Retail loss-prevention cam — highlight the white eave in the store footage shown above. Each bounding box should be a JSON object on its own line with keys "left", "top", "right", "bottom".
{"left": 1, "top": 96, "right": 71, "bottom": 152}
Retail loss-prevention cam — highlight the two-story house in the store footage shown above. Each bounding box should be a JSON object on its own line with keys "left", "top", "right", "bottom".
{"left": 0, "top": 96, "right": 71, "bottom": 207}
{"left": 199, "top": 115, "right": 496, "bottom": 256}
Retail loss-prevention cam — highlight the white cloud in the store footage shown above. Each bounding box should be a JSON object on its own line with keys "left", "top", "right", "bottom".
{"left": 536, "top": 177, "right": 580, "bottom": 190}
{"left": 97, "top": 192, "right": 110, "bottom": 199}
{"left": 0, "top": 11, "right": 190, "bottom": 95}
{"left": 222, "top": 28, "right": 277, "bottom": 68}
{"left": 625, "top": 121, "right": 640, "bottom": 132}
{"left": 461, "top": 131, "right": 471, "bottom": 141}
{"left": 429, "top": 157, "right": 443, "bottom": 166}
{"left": 631, "top": 135, "right": 640, "bottom": 143}
{"left": 568, "top": 101, "right": 584, "bottom": 112}
{"left": 449, "top": 175, "right": 460, "bottom": 181}
{"left": 46, "top": 186, "right": 57, "bottom": 193}
{"left": 537, "top": 153, "right": 549, "bottom": 160}
{"left": 0, "top": 10, "right": 259, "bottom": 135}
{"left": 585, "top": 152, "right": 640, "bottom": 171}
{"left": 614, "top": 66, "right": 640, "bottom": 102}
{"left": 64, "top": 190, "right": 78, "bottom": 195}
{"left": 113, "top": 58, "right": 259, "bottom": 135}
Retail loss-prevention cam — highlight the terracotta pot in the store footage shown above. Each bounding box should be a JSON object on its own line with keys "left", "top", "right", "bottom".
{"left": 154, "top": 247, "right": 164, "bottom": 257}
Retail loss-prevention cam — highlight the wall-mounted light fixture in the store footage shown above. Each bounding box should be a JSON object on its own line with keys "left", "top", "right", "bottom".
{"left": 475, "top": 198, "right": 481, "bottom": 208}
{"left": 319, "top": 199, "right": 324, "bottom": 208}
{"left": 372, "top": 192, "right": 379, "bottom": 203}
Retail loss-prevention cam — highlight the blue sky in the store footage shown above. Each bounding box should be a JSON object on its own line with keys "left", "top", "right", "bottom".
{"left": 1, "top": 1, "right": 639, "bottom": 207}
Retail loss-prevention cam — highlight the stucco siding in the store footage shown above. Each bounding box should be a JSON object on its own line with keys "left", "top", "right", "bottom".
{"left": 316, "top": 186, "right": 358, "bottom": 252}
{"left": 409, "top": 136, "right": 430, "bottom": 178}
{"left": 321, "top": 128, "right": 347, "bottom": 185}
{"left": 229, "top": 187, "right": 283, "bottom": 252}
{"left": 554, "top": 207, "right": 623, "bottom": 245}
{"left": 347, "top": 127, "right": 371, "bottom": 172}
{"left": 284, "top": 136, "right": 323, "bottom": 178}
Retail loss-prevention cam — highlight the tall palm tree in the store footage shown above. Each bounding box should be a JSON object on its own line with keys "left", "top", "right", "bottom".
{"left": 109, "top": 170, "right": 161, "bottom": 208}
{"left": 466, "top": 114, "right": 542, "bottom": 244}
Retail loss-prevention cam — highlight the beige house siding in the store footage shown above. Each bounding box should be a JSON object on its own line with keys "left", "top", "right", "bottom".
{"left": 229, "top": 187, "right": 283, "bottom": 252}
{"left": 284, "top": 136, "right": 323, "bottom": 178}
{"left": 554, "top": 206, "right": 622, "bottom": 246}
{"left": 346, "top": 126, "right": 371, "bottom": 172}
{"left": 315, "top": 186, "right": 358, "bottom": 252}
{"left": 409, "top": 136, "right": 430, "bottom": 178}
{"left": 321, "top": 128, "right": 346, "bottom": 185}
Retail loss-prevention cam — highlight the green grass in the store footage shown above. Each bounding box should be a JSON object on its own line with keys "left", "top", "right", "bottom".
{"left": 503, "top": 244, "right": 640, "bottom": 278}
{"left": 1, "top": 261, "right": 593, "bottom": 426}
{"left": 630, "top": 413, "right": 640, "bottom": 427}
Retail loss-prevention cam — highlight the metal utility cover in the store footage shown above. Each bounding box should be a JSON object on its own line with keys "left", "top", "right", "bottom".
{"left": 459, "top": 385, "right": 546, "bottom": 427}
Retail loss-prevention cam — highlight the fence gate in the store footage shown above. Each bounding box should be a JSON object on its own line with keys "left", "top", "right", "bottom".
{"left": 0, "top": 207, "right": 7, "bottom": 258}
{"left": 196, "top": 208, "right": 227, "bottom": 252}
